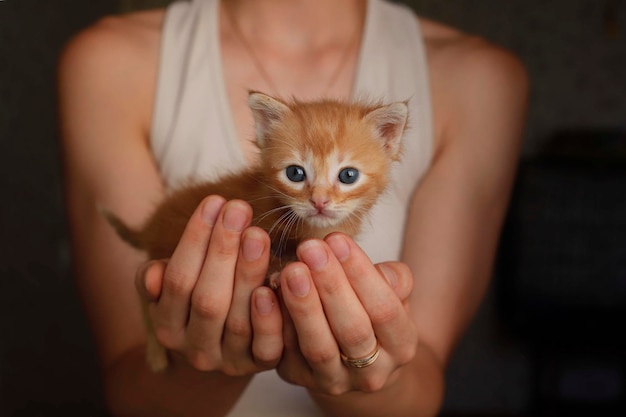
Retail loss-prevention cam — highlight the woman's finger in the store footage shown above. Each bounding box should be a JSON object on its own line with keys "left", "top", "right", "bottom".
{"left": 152, "top": 195, "right": 226, "bottom": 348}
{"left": 135, "top": 259, "right": 166, "bottom": 302}
{"left": 279, "top": 261, "right": 342, "bottom": 390}
{"left": 185, "top": 200, "right": 252, "bottom": 365}
{"left": 325, "top": 233, "right": 417, "bottom": 365}
{"left": 221, "top": 226, "right": 272, "bottom": 371}
{"left": 276, "top": 291, "right": 309, "bottom": 386}
{"left": 296, "top": 239, "right": 377, "bottom": 363}
{"left": 250, "top": 286, "right": 283, "bottom": 369}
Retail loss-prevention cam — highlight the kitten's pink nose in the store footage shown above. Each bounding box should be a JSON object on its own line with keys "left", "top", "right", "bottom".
{"left": 310, "top": 197, "right": 330, "bottom": 212}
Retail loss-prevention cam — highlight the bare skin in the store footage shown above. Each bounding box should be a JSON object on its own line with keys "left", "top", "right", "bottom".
{"left": 58, "top": 0, "right": 528, "bottom": 416}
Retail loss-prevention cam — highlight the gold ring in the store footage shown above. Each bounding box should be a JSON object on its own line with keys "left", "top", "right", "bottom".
{"left": 340, "top": 342, "right": 380, "bottom": 369}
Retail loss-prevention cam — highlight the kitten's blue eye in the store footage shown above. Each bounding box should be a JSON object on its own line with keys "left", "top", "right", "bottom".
{"left": 285, "top": 165, "right": 306, "bottom": 182}
{"left": 338, "top": 167, "right": 359, "bottom": 184}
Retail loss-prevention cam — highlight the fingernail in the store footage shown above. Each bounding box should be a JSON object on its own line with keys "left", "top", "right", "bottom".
{"left": 255, "top": 288, "right": 274, "bottom": 316}
{"left": 287, "top": 267, "right": 310, "bottom": 297}
{"left": 327, "top": 234, "right": 350, "bottom": 262}
{"left": 223, "top": 202, "right": 248, "bottom": 231}
{"left": 243, "top": 231, "right": 264, "bottom": 261}
{"left": 378, "top": 264, "right": 398, "bottom": 288}
{"left": 298, "top": 240, "right": 328, "bottom": 271}
{"left": 202, "top": 196, "right": 224, "bottom": 226}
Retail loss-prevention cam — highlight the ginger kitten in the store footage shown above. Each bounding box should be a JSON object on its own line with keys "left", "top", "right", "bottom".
{"left": 103, "top": 92, "right": 408, "bottom": 371}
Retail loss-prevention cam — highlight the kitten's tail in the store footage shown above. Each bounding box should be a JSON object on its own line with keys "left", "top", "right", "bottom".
{"left": 98, "top": 206, "right": 144, "bottom": 250}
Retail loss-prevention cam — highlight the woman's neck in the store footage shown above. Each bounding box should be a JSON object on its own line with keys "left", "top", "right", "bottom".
{"left": 221, "top": 0, "right": 366, "bottom": 51}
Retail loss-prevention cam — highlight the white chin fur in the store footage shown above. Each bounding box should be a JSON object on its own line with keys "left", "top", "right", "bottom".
{"left": 302, "top": 211, "right": 346, "bottom": 229}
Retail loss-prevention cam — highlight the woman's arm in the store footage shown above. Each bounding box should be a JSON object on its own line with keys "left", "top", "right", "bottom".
{"left": 406, "top": 35, "right": 529, "bottom": 365}
{"left": 58, "top": 15, "right": 281, "bottom": 417}
{"left": 278, "top": 35, "right": 528, "bottom": 416}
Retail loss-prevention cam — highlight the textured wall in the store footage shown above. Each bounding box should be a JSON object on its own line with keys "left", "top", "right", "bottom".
{"left": 1, "top": 0, "right": 624, "bottom": 415}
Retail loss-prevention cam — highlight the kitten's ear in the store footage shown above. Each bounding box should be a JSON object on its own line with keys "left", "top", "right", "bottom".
{"left": 364, "top": 101, "right": 408, "bottom": 159}
{"left": 248, "top": 92, "right": 292, "bottom": 147}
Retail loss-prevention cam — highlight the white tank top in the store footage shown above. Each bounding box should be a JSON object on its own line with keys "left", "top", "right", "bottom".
{"left": 151, "top": 1, "right": 433, "bottom": 415}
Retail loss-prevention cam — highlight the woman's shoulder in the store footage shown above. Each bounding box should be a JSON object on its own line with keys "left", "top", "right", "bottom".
{"left": 60, "top": 9, "right": 165, "bottom": 71}
{"left": 59, "top": 9, "right": 165, "bottom": 93}
{"left": 418, "top": 17, "right": 527, "bottom": 87}
{"left": 58, "top": 9, "right": 166, "bottom": 136}
{"left": 417, "top": 17, "right": 529, "bottom": 145}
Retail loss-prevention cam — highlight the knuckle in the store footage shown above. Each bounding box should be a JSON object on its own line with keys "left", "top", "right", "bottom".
{"left": 163, "top": 267, "right": 194, "bottom": 296}
{"left": 192, "top": 294, "right": 227, "bottom": 320}
{"left": 340, "top": 328, "right": 371, "bottom": 350}
{"left": 302, "top": 347, "right": 336, "bottom": 367}
{"left": 214, "top": 240, "right": 240, "bottom": 259}
{"left": 187, "top": 349, "right": 218, "bottom": 372}
{"left": 317, "top": 277, "right": 342, "bottom": 296}
{"left": 358, "top": 374, "right": 387, "bottom": 393}
{"left": 225, "top": 317, "right": 251, "bottom": 339}
{"left": 184, "top": 228, "right": 209, "bottom": 248}
{"left": 323, "top": 382, "right": 349, "bottom": 396}
{"left": 396, "top": 342, "right": 418, "bottom": 365}
{"left": 369, "top": 303, "right": 400, "bottom": 326}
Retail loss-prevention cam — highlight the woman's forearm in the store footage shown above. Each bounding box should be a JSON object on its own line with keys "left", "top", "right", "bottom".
{"left": 104, "top": 345, "right": 251, "bottom": 417}
{"left": 309, "top": 342, "right": 445, "bottom": 417}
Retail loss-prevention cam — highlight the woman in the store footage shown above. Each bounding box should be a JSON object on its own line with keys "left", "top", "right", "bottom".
{"left": 58, "top": 0, "right": 528, "bottom": 415}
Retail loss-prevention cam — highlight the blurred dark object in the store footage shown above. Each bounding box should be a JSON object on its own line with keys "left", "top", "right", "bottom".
{"left": 497, "top": 129, "right": 626, "bottom": 416}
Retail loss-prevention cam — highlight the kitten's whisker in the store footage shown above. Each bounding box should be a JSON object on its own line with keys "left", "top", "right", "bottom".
{"left": 266, "top": 210, "right": 298, "bottom": 265}
{"left": 255, "top": 204, "right": 296, "bottom": 225}
{"left": 243, "top": 174, "right": 289, "bottom": 197}
{"left": 253, "top": 181, "right": 294, "bottom": 203}
{"left": 277, "top": 211, "right": 300, "bottom": 262}
{"left": 268, "top": 209, "right": 296, "bottom": 238}
{"left": 266, "top": 187, "right": 292, "bottom": 200}
{"left": 347, "top": 209, "right": 370, "bottom": 230}
{"left": 246, "top": 195, "right": 279, "bottom": 204}
{"left": 255, "top": 205, "right": 287, "bottom": 223}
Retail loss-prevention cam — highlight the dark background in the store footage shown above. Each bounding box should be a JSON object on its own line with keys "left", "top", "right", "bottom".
{"left": 1, "top": 0, "right": 625, "bottom": 416}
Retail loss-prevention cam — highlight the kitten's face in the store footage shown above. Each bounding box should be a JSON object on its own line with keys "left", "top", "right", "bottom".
{"left": 249, "top": 92, "right": 408, "bottom": 231}
{"left": 274, "top": 149, "right": 376, "bottom": 228}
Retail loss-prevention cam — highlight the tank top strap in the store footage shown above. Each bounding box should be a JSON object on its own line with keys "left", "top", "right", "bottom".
{"left": 151, "top": 0, "right": 244, "bottom": 188}
{"left": 351, "top": 0, "right": 434, "bottom": 260}
{"left": 353, "top": 0, "right": 433, "bottom": 202}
